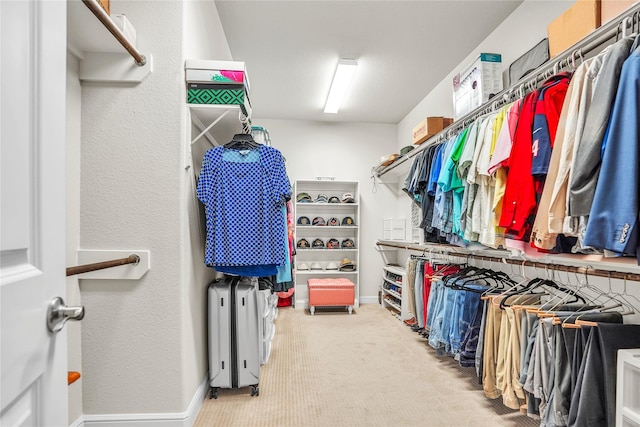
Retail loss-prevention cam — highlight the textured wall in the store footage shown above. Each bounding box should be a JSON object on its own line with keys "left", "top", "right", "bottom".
{"left": 79, "top": 0, "right": 187, "bottom": 414}
{"left": 255, "top": 118, "right": 399, "bottom": 302}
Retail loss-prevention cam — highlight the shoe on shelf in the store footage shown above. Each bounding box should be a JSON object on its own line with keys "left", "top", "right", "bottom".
{"left": 404, "top": 317, "right": 417, "bottom": 325}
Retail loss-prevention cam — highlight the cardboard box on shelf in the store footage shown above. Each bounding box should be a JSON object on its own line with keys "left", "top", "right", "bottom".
{"left": 452, "top": 53, "right": 502, "bottom": 121}
{"left": 601, "top": 0, "right": 637, "bottom": 24}
{"left": 97, "top": 0, "right": 109, "bottom": 14}
{"left": 412, "top": 116, "right": 453, "bottom": 145}
{"left": 548, "top": 0, "right": 601, "bottom": 58}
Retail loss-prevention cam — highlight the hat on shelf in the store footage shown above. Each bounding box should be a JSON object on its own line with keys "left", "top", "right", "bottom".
{"left": 342, "top": 216, "right": 355, "bottom": 226}
{"left": 327, "top": 217, "right": 340, "bottom": 226}
{"left": 312, "top": 238, "right": 325, "bottom": 248}
{"left": 310, "top": 262, "right": 323, "bottom": 271}
{"left": 339, "top": 258, "right": 356, "bottom": 271}
{"left": 297, "top": 192, "right": 312, "bottom": 203}
{"left": 326, "top": 262, "right": 339, "bottom": 270}
{"left": 315, "top": 193, "right": 329, "bottom": 203}
{"left": 297, "top": 216, "right": 311, "bottom": 225}
{"left": 341, "top": 193, "right": 355, "bottom": 203}
{"left": 379, "top": 154, "right": 400, "bottom": 167}
{"left": 297, "top": 263, "right": 310, "bottom": 271}
{"left": 326, "top": 238, "right": 341, "bottom": 249}
{"left": 341, "top": 238, "right": 355, "bottom": 248}
{"left": 400, "top": 145, "right": 415, "bottom": 155}
{"left": 328, "top": 196, "right": 341, "bottom": 204}
{"left": 312, "top": 216, "right": 326, "bottom": 226}
{"left": 296, "top": 238, "right": 310, "bottom": 249}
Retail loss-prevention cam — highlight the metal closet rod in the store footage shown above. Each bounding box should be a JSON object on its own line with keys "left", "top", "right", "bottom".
{"left": 379, "top": 3, "right": 640, "bottom": 177}
{"left": 66, "top": 254, "right": 140, "bottom": 277}
{"left": 82, "top": 0, "right": 146, "bottom": 66}
{"left": 377, "top": 241, "right": 640, "bottom": 282}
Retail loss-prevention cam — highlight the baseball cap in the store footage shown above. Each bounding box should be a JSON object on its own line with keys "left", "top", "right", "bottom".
{"left": 327, "top": 217, "right": 340, "bottom": 226}
{"left": 400, "top": 145, "right": 415, "bottom": 155}
{"left": 315, "top": 193, "right": 328, "bottom": 203}
{"left": 341, "top": 238, "right": 355, "bottom": 248}
{"left": 297, "top": 192, "right": 312, "bottom": 203}
{"left": 328, "top": 196, "right": 341, "bottom": 204}
{"left": 296, "top": 238, "right": 310, "bottom": 249}
{"left": 341, "top": 193, "right": 355, "bottom": 203}
{"left": 341, "top": 216, "right": 355, "bottom": 226}
{"left": 312, "top": 238, "right": 325, "bottom": 248}
{"left": 312, "top": 216, "right": 326, "bottom": 226}
{"left": 339, "top": 258, "right": 356, "bottom": 271}
{"left": 326, "top": 262, "right": 339, "bottom": 270}
{"left": 310, "top": 262, "right": 323, "bottom": 270}
{"left": 326, "top": 238, "right": 340, "bottom": 249}
{"left": 297, "top": 216, "right": 311, "bottom": 225}
{"left": 297, "top": 262, "right": 309, "bottom": 270}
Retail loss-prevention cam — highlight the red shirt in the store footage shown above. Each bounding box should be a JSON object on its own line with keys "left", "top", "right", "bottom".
{"left": 498, "top": 91, "right": 538, "bottom": 239}
{"left": 498, "top": 74, "right": 571, "bottom": 241}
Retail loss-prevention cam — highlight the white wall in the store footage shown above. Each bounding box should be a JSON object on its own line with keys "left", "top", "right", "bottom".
{"left": 66, "top": 52, "right": 83, "bottom": 426}
{"left": 256, "top": 118, "right": 398, "bottom": 302}
{"left": 183, "top": 0, "right": 232, "bottom": 61}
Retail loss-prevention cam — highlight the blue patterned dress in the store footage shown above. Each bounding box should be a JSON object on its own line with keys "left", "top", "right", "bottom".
{"left": 196, "top": 145, "right": 291, "bottom": 275}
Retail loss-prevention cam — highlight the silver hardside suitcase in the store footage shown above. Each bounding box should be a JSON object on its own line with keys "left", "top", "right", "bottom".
{"left": 208, "top": 276, "right": 260, "bottom": 398}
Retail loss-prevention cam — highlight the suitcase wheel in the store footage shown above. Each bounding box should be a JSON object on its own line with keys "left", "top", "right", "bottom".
{"left": 250, "top": 385, "right": 259, "bottom": 397}
{"left": 209, "top": 387, "right": 218, "bottom": 399}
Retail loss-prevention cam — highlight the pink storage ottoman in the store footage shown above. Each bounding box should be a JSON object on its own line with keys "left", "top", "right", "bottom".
{"left": 307, "top": 278, "right": 355, "bottom": 315}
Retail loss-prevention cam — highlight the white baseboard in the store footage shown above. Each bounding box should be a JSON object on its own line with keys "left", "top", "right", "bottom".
{"left": 77, "top": 376, "right": 208, "bottom": 427}
{"left": 359, "top": 296, "right": 378, "bottom": 304}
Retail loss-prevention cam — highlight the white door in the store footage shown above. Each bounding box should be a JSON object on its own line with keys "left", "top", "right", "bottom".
{"left": 1, "top": 1, "right": 69, "bottom": 426}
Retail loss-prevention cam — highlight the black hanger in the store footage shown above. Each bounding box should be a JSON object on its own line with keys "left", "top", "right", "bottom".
{"left": 499, "top": 278, "right": 586, "bottom": 309}
{"left": 224, "top": 133, "right": 259, "bottom": 150}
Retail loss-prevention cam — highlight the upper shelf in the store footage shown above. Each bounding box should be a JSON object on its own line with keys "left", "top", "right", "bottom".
{"left": 67, "top": 0, "right": 152, "bottom": 83}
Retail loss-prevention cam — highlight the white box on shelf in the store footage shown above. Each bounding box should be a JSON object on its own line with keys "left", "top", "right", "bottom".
{"left": 185, "top": 59, "right": 251, "bottom": 90}
{"left": 452, "top": 53, "right": 503, "bottom": 120}
{"left": 383, "top": 218, "right": 406, "bottom": 241}
{"left": 111, "top": 14, "right": 137, "bottom": 48}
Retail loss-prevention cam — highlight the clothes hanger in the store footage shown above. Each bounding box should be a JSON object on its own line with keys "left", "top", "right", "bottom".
{"left": 533, "top": 266, "right": 590, "bottom": 314}
{"left": 224, "top": 132, "right": 259, "bottom": 150}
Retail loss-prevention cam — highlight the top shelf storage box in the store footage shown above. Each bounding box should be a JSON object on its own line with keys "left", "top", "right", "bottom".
{"left": 452, "top": 53, "right": 503, "bottom": 120}
{"left": 185, "top": 60, "right": 252, "bottom": 117}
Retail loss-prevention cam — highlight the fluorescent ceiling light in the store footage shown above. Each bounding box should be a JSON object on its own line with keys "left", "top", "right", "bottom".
{"left": 324, "top": 58, "right": 358, "bottom": 114}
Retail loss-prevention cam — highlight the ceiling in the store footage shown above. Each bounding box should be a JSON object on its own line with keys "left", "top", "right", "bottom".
{"left": 215, "top": 1, "right": 523, "bottom": 124}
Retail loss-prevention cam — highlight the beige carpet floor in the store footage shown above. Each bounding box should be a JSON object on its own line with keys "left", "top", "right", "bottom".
{"left": 194, "top": 304, "right": 539, "bottom": 427}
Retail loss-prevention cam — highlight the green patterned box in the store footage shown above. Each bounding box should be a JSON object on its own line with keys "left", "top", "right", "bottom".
{"left": 187, "top": 84, "right": 247, "bottom": 106}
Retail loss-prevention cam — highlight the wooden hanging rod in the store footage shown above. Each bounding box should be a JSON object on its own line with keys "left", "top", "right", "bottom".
{"left": 377, "top": 241, "right": 640, "bottom": 282}
{"left": 82, "top": 0, "right": 146, "bottom": 66}
{"left": 66, "top": 254, "right": 140, "bottom": 277}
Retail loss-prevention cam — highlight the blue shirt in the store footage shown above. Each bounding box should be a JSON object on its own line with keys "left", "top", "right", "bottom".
{"left": 583, "top": 39, "right": 640, "bottom": 258}
{"left": 196, "top": 145, "right": 291, "bottom": 273}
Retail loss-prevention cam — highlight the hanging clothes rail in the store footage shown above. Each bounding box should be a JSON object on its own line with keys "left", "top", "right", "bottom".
{"left": 66, "top": 254, "right": 140, "bottom": 277}
{"left": 82, "top": 0, "right": 147, "bottom": 66}
{"left": 377, "top": 241, "right": 640, "bottom": 282}
{"left": 377, "top": 3, "right": 640, "bottom": 177}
